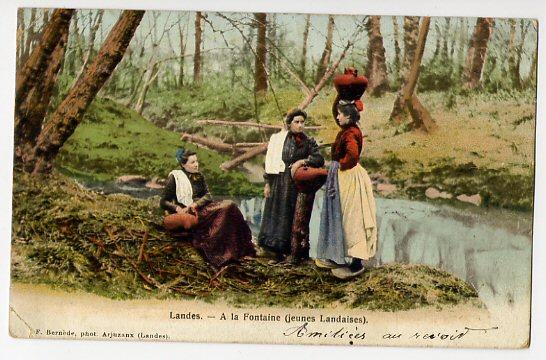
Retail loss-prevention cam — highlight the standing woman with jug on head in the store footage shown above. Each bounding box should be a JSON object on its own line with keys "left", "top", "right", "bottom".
{"left": 315, "top": 68, "right": 378, "bottom": 279}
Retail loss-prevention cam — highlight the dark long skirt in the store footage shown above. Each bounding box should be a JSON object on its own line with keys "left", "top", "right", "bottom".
{"left": 166, "top": 200, "right": 256, "bottom": 267}
{"left": 258, "top": 171, "right": 298, "bottom": 255}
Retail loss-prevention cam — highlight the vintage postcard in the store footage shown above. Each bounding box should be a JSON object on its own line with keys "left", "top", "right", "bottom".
{"left": 8, "top": 5, "right": 537, "bottom": 350}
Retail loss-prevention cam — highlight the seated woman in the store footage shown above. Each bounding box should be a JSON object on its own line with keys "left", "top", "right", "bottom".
{"left": 161, "top": 148, "right": 256, "bottom": 267}
{"left": 258, "top": 109, "right": 325, "bottom": 261}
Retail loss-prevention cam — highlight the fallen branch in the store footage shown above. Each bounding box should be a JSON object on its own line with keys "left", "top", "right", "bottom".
{"left": 181, "top": 133, "right": 237, "bottom": 153}
{"left": 220, "top": 144, "right": 268, "bottom": 171}
{"left": 233, "top": 142, "right": 267, "bottom": 148}
{"left": 196, "top": 120, "right": 323, "bottom": 131}
{"left": 113, "top": 244, "right": 162, "bottom": 289}
{"left": 137, "top": 230, "right": 149, "bottom": 264}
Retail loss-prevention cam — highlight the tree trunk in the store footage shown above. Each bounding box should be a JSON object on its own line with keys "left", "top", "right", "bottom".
{"left": 392, "top": 16, "right": 402, "bottom": 82}
{"left": 29, "top": 10, "right": 145, "bottom": 174}
{"left": 457, "top": 18, "right": 468, "bottom": 74}
{"left": 442, "top": 18, "right": 451, "bottom": 61}
{"left": 15, "top": 9, "right": 74, "bottom": 165}
{"left": 299, "top": 14, "right": 311, "bottom": 79}
{"left": 390, "top": 17, "right": 437, "bottom": 133}
{"left": 315, "top": 15, "right": 334, "bottom": 85}
{"left": 268, "top": 14, "right": 277, "bottom": 79}
{"left": 528, "top": 22, "right": 538, "bottom": 84}
{"left": 463, "top": 17, "right": 493, "bottom": 89}
{"left": 135, "top": 62, "right": 160, "bottom": 115}
{"left": 42, "top": 9, "right": 49, "bottom": 28}
{"left": 515, "top": 20, "right": 530, "bottom": 90}
{"left": 21, "top": 9, "right": 37, "bottom": 65}
{"left": 403, "top": 18, "right": 430, "bottom": 102}
{"left": 507, "top": 19, "right": 520, "bottom": 89}
{"left": 408, "top": 95, "right": 437, "bottom": 132}
{"left": 390, "top": 16, "right": 419, "bottom": 122}
{"left": 254, "top": 12, "right": 268, "bottom": 94}
{"left": 193, "top": 12, "right": 202, "bottom": 84}
{"left": 403, "top": 17, "right": 437, "bottom": 132}
{"left": 365, "top": 16, "right": 389, "bottom": 96}
{"left": 74, "top": 10, "right": 104, "bottom": 85}
{"left": 16, "top": 9, "right": 25, "bottom": 70}
{"left": 178, "top": 21, "right": 185, "bottom": 88}
{"left": 432, "top": 21, "right": 441, "bottom": 62}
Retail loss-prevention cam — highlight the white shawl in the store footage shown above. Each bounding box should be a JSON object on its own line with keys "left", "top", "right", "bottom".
{"left": 265, "top": 130, "right": 288, "bottom": 174}
{"left": 169, "top": 170, "right": 193, "bottom": 206}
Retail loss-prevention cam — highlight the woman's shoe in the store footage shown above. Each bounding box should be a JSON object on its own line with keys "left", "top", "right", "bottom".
{"left": 331, "top": 260, "right": 366, "bottom": 279}
{"left": 314, "top": 259, "right": 342, "bottom": 269}
{"left": 331, "top": 267, "right": 366, "bottom": 279}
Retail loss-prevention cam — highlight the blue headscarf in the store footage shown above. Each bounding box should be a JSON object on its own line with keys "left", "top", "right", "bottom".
{"left": 175, "top": 148, "right": 185, "bottom": 164}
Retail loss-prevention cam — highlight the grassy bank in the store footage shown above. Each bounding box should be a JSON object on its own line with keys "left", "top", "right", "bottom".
{"left": 56, "top": 97, "right": 261, "bottom": 196}
{"left": 11, "top": 173, "right": 480, "bottom": 311}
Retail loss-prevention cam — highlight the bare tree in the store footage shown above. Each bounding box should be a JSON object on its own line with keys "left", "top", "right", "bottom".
{"left": 300, "top": 14, "right": 311, "bottom": 78}
{"left": 74, "top": 10, "right": 104, "bottom": 84}
{"left": 404, "top": 17, "right": 437, "bottom": 132}
{"left": 442, "top": 18, "right": 451, "bottom": 61}
{"left": 365, "top": 16, "right": 389, "bottom": 96}
{"left": 528, "top": 20, "right": 538, "bottom": 84}
{"left": 268, "top": 13, "right": 278, "bottom": 78}
{"left": 392, "top": 16, "right": 402, "bottom": 82}
{"left": 315, "top": 15, "right": 334, "bottom": 85}
{"left": 463, "top": 17, "right": 494, "bottom": 89}
{"left": 254, "top": 12, "right": 268, "bottom": 94}
{"left": 193, "top": 11, "right": 203, "bottom": 84}
{"left": 16, "top": 9, "right": 25, "bottom": 69}
{"left": 390, "top": 16, "right": 419, "bottom": 122}
{"left": 21, "top": 9, "right": 37, "bottom": 66}
{"left": 456, "top": 18, "right": 468, "bottom": 72}
{"left": 28, "top": 10, "right": 145, "bottom": 174}
{"left": 389, "top": 17, "right": 437, "bottom": 132}
{"left": 14, "top": 9, "right": 74, "bottom": 165}
{"left": 508, "top": 19, "right": 530, "bottom": 90}
{"left": 178, "top": 16, "right": 186, "bottom": 87}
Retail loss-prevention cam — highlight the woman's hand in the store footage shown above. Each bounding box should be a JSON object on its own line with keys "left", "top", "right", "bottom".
{"left": 188, "top": 203, "right": 198, "bottom": 215}
{"left": 290, "top": 159, "right": 307, "bottom": 178}
{"left": 264, "top": 183, "right": 271, "bottom": 198}
{"left": 175, "top": 206, "right": 186, "bottom": 214}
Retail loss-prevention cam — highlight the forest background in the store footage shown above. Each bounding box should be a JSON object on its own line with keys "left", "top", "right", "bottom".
{"left": 12, "top": 8, "right": 537, "bottom": 210}
{"left": 7, "top": 4, "right": 538, "bottom": 304}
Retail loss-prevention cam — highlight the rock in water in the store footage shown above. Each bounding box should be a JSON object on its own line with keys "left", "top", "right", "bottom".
{"left": 377, "top": 183, "right": 397, "bottom": 196}
{"left": 116, "top": 175, "right": 148, "bottom": 186}
{"left": 456, "top": 194, "right": 482, "bottom": 206}
{"left": 425, "top": 187, "right": 453, "bottom": 199}
{"left": 145, "top": 177, "right": 165, "bottom": 189}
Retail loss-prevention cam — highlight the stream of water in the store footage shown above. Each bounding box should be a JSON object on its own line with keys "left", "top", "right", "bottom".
{"left": 81, "top": 180, "right": 532, "bottom": 311}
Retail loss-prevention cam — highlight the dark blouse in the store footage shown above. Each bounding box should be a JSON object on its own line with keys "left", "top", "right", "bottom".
{"left": 264, "top": 131, "right": 324, "bottom": 183}
{"left": 331, "top": 124, "right": 363, "bottom": 171}
{"left": 160, "top": 170, "right": 212, "bottom": 214}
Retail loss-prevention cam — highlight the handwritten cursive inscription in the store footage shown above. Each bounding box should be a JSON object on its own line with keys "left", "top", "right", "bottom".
{"left": 283, "top": 322, "right": 366, "bottom": 342}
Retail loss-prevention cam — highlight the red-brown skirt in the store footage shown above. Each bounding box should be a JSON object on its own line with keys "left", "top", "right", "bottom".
{"left": 163, "top": 200, "right": 255, "bottom": 267}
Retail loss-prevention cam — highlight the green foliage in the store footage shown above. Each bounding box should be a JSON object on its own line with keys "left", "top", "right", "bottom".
{"left": 12, "top": 173, "right": 480, "bottom": 310}
{"left": 418, "top": 57, "right": 459, "bottom": 92}
{"left": 145, "top": 76, "right": 256, "bottom": 124}
{"left": 56, "top": 97, "right": 261, "bottom": 196}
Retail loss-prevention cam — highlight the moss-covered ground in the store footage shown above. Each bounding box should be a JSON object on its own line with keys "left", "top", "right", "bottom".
{"left": 11, "top": 173, "right": 480, "bottom": 311}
